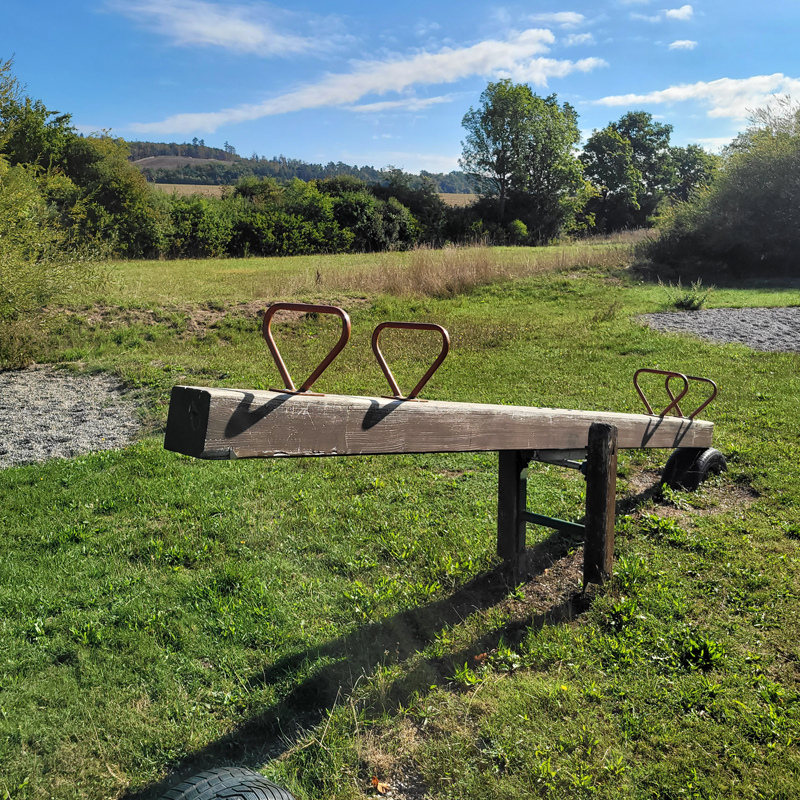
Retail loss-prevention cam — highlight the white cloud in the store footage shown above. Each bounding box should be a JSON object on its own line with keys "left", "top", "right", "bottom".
{"left": 631, "top": 12, "right": 662, "bottom": 22}
{"left": 347, "top": 95, "right": 455, "bottom": 113}
{"left": 563, "top": 33, "right": 595, "bottom": 46}
{"left": 593, "top": 74, "right": 800, "bottom": 119}
{"left": 108, "top": 0, "right": 328, "bottom": 56}
{"left": 665, "top": 4, "right": 693, "bottom": 20}
{"left": 694, "top": 137, "right": 733, "bottom": 151}
{"left": 669, "top": 39, "right": 697, "bottom": 49}
{"left": 498, "top": 56, "right": 607, "bottom": 84}
{"left": 131, "top": 28, "right": 608, "bottom": 134}
{"left": 528, "top": 12, "right": 585, "bottom": 29}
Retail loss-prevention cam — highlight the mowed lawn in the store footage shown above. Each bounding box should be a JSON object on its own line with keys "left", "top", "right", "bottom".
{"left": 1, "top": 245, "right": 800, "bottom": 800}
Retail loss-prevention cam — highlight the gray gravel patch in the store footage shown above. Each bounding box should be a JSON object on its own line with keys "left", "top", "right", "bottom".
{"left": 641, "top": 306, "right": 800, "bottom": 353}
{"left": 0, "top": 366, "right": 141, "bottom": 468}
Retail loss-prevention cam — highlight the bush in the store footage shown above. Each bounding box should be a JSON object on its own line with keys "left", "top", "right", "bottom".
{"left": 0, "top": 160, "right": 99, "bottom": 367}
{"left": 646, "top": 99, "right": 800, "bottom": 277}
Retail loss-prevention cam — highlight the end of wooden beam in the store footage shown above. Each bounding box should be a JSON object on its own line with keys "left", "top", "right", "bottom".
{"left": 164, "top": 386, "right": 211, "bottom": 458}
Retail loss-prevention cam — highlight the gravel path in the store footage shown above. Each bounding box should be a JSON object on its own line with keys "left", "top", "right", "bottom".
{"left": 0, "top": 366, "right": 141, "bottom": 468}
{"left": 641, "top": 306, "right": 800, "bottom": 352}
{"left": 0, "top": 306, "right": 797, "bottom": 469}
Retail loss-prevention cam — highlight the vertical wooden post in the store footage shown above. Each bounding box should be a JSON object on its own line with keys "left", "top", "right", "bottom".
{"left": 497, "top": 450, "right": 528, "bottom": 581}
{"left": 583, "top": 423, "right": 618, "bottom": 586}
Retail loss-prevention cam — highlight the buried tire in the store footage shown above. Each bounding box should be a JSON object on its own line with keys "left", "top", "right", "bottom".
{"left": 661, "top": 447, "right": 727, "bottom": 491}
{"left": 159, "top": 767, "right": 296, "bottom": 800}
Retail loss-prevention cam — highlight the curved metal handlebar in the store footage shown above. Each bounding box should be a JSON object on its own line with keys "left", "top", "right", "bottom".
{"left": 262, "top": 302, "right": 351, "bottom": 393}
{"left": 372, "top": 322, "right": 450, "bottom": 400}
{"left": 634, "top": 368, "right": 718, "bottom": 419}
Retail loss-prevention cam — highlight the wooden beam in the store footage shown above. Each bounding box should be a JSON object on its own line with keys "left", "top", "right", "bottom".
{"left": 497, "top": 451, "right": 528, "bottom": 581}
{"left": 583, "top": 423, "right": 618, "bottom": 586}
{"left": 164, "top": 386, "right": 714, "bottom": 460}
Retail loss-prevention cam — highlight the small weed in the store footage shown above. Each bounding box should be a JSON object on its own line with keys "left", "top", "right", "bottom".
{"left": 614, "top": 554, "right": 650, "bottom": 595}
{"left": 602, "top": 596, "right": 640, "bottom": 635}
{"left": 679, "top": 635, "right": 726, "bottom": 671}
{"left": 449, "top": 662, "right": 480, "bottom": 688}
{"left": 490, "top": 642, "right": 522, "bottom": 673}
{"left": 70, "top": 620, "right": 104, "bottom": 647}
{"left": 659, "top": 277, "right": 714, "bottom": 310}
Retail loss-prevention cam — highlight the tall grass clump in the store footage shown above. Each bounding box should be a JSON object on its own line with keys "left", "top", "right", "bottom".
{"left": 645, "top": 96, "right": 800, "bottom": 278}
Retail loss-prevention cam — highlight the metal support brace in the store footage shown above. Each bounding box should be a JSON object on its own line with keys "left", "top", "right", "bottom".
{"left": 497, "top": 425, "right": 618, "bottom": 587}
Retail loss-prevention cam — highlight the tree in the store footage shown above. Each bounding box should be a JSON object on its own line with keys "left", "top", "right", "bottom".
{"left": 460, "top": 80, "right": 584, "bottom": 239}
{"left": 668, "top": 144, "right": 720, "bottom": 202}
{"left": 581, "top": 111, "right": 677, "bottom": 229}
{"left": 580, "top": 126, "right": 642, "bottom": 231}
{"left": 460, "top": 80, "right": 532, "bottom": 219}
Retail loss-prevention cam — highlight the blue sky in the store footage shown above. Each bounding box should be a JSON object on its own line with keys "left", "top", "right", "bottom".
{"left": 3, "top": 1, "right": 798, "bottom": 173}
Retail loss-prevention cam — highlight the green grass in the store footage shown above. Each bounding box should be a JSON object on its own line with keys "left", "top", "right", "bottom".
{"left": 1, "top": 248, "right": 800, "bottom": 799}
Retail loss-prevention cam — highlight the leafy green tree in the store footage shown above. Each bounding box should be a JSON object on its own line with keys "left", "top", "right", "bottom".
{"left": 580, "top": 127, "right": 642, "bottom": 231}
{"left": 461, "top": 80, "right": 585, "bottom": 239}
{"left": 460, "top": 80, "right": 531, "bottom": 219}
{"left": 668, "top": 144, "right": 720, "bottom": 202}
{"left": 582, "top": 111, "right": 677, "bottom": 230}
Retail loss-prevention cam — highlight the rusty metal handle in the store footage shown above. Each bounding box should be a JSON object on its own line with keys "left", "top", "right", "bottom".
{"left": 372, "top": 322, "right": 450, "bottom": 400}
{"left": 263, "top": 303, "right": 351, "bottom": 393}
{"left": 683, "top": 374, "right": 718, "bottom": 419}
{"left": 634, "top": 368, "right": 718, "bottom": 419}
{"left": 634, "top": 368, "right": 689, "bottom": 417}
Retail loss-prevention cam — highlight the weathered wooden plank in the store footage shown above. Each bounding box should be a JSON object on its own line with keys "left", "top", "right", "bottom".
{"left": 164, "top": 385, "right": 715, "bottom": 460}
{"left": 583, "top": 423, "right": 618, "bottom": 586}
{"left": 497, "top": 450, "right": 528, "bottom": 580}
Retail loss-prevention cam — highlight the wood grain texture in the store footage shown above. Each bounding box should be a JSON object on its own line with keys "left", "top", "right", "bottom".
{"left": 583, "top": 423, "right": 618, "bottom": 586}
{"left": 497, "top": 450, "right": 528, "bottom": 580}
{"left": 165, "top": 386, "right": 715, "bottom": 460}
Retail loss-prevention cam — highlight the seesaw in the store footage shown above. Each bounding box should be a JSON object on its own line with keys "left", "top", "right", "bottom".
{"left": 165, "top": 303, "right": 724, "bottom": 585}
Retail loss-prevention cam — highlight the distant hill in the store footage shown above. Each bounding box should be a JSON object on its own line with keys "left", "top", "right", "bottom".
{"left": 128, "top": 142, "right": 474, "bottom": 194}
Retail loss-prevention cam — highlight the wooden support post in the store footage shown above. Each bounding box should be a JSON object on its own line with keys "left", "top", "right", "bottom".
{"left": 583, "top": 422, "right": 618, "bottom": 586}
{"left": 497, "top": 450, "right": 528, "bottom": 581}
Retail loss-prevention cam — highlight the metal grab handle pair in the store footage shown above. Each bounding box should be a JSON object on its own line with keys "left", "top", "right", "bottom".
{"left": 633, "top": 368, "right": 718, "bottom": 420}
{"left": 262, "top": 302, "right": 450, "bottom": 400}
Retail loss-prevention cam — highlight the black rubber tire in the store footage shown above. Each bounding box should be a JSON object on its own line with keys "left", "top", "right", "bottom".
{"left": 661, "top": 447, "right": 727, "bottom": 491}
{"left": 159, "top": 767, "right": 296, "bottom": 800}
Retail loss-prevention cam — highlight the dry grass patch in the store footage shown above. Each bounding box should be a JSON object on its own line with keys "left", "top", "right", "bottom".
{"left": 346, "top": 243, "right": 634, "bottom": 299}
{"left": 150, "top": 184, "right": 229, "bottom": 198}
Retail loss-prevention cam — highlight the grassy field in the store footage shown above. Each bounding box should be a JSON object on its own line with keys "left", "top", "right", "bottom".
{"left": 147, "top": 184, "right": 475, "bottom": 206}
{"left": 148, "top": 181, "right": 478, "bottom": 207}
{"left": 1, "top": 245, "right": 800, "bottom": 799}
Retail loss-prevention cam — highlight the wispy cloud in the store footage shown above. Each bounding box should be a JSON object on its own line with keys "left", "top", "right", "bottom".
{"left": 527, "top": 12, "right": 585, "bottom": 29}
{"left": 498, "top": 56, "right": 607, "bottom": 84}
{"left": 343, "top": 150, "right": 461, "bottom": 173}
{"left": 108, "top": 0, "right": 331, "bottom": 56}
{"left": 695, "top": 137, "right": 733, "bottom": 151}
{"left": 563, "top": 33, "right": 595, "bottom": 46}
{"left": 669, "top": 39, "right": 697, "bottom": 49}
{"left": 347, "top": 95, "right": 455, "bottom": 113}
{"left": 665, "top": 4, "right": 693, "bottom": 20}
{"left": 593, "top": 74, "right": 800, "bottom": 119}
{"left": 131, "top": 28, "right": 608, "bottom": 133}
{"left": 415, "top": 19, "right": 442, "bottom": 37}
{"left": 631, "top": 12, "right": 662, "bottom": 22}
